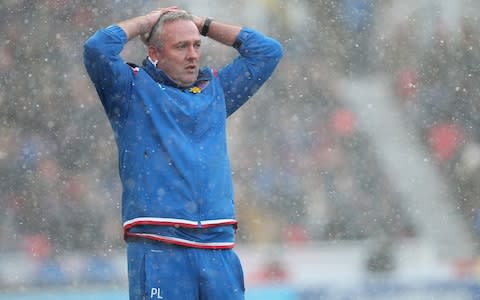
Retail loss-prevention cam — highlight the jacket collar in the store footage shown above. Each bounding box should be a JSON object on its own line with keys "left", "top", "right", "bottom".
{"left": 142, "top": 57, "right": 211, "bottom": 89}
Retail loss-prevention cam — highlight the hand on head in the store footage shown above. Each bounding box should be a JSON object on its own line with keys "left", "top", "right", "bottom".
{"left": 141, "top": 6, "right": 186, "bottom": 45}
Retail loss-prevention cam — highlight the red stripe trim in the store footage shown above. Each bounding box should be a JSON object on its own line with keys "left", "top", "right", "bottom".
{"left": 201, "top": 220, "right": 238, "bottom": 228}
{"left": 124, "top": 220, "right": 199, "bottom": 230}
{"left": 123, "top": 217, "right": 198, "bottom": 230}
{"left": 125, "top": 232, "right": 235, "bottom": 249}
{"left": 123, "top": 217, "right": 237, "bottom": 230}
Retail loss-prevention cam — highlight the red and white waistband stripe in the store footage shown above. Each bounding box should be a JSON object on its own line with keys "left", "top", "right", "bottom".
{"left": 199, "top": 219, "right": 238, "bottom": 228}
{"left": 124, "top": 232, "right": 235, "bottom": 249}
{"left": 123, "top": 217, "right": 237, "bottom": 230}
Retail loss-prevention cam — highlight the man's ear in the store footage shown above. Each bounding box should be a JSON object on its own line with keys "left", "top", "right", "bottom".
{"left": 147, "top": 45, "right": 160, "bottom": 64}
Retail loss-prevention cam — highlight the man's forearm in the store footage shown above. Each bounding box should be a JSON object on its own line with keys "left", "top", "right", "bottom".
{"left": 117, "top": 16, "right": 152, "bottom": 41}
{"left": 193, "top": 16, "right": 242, "bottom": 47}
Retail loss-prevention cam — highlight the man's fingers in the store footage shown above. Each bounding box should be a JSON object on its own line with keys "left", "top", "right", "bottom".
{"left": 142, "top": 6, "right": 178, "bottom": 44}
{"left": 154, "top": 6, "right": 180, "bottom": 16}
{"left": 142, "top": 6, "right": 189, "bottom": 45}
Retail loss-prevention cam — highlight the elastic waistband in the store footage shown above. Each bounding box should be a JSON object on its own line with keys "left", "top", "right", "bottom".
{"left": 124, "top": 232, "right": 235, "bottom": 249}
{"left": 123, "top": 217, "right": 237, "bottom": 250}
{"left": 123, "top": 217, "right": 237, "bottom": 230}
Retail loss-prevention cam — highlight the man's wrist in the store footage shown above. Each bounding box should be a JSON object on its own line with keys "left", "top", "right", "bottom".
{"left": 201, "top": 17, "right": 213, "bottom": 36}
{"left": 191, "top": 15, "right": 203, "bottom": 32}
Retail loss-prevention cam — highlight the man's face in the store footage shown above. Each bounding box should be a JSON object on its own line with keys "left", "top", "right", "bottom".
{"left": 153, "top": 20, "right": 201, "bottom": 87}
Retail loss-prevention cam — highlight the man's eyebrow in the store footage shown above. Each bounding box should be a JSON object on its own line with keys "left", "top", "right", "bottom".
{"left": 174, "top": 39, "right": 201, "bottom": 46}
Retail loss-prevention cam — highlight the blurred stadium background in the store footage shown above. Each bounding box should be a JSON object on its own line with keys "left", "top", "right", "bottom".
{"left": 2, "top": 0, "right": 480, "bottom": 299}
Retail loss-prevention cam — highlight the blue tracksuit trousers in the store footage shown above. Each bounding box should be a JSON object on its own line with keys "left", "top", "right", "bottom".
{"left": 127, "top": 239, "right": 245, "bottom": 300}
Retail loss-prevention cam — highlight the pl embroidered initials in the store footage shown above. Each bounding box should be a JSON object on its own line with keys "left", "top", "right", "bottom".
{"left": 150, "top": 287, "right": 163, "bottom": 299}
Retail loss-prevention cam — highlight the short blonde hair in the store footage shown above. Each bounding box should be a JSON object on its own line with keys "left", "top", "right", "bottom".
{"left": 147, "top": 11, "right": 194, "bottom": 49}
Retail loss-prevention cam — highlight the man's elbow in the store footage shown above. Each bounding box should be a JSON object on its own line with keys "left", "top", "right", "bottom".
{"left": 264, "top": 39, "right": 283, "bottom": 72}
{"left": 83, "top": 35, "right": 105, "bottom": 76}
{"left": 83, "top": 35, "right": 98, "bottom": 58}
{"left": 270, "top": 39, "right": 283, "bottom": 61}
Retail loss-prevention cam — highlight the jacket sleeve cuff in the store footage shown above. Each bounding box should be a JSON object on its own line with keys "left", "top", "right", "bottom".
{"left": 103, "top": 24, "right": 128, "bottom": 44}
{"left": 232, "top": 27, "right": 252, "bottom": 49}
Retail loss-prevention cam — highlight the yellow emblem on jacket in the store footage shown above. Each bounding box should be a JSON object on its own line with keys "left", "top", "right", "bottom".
{"left": 189, "top": 86, "right": 202, "bottom": 94}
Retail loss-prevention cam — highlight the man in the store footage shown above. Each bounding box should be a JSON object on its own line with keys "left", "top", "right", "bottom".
{"left": 84, "top": 5, "right": 282, "bottom": 300}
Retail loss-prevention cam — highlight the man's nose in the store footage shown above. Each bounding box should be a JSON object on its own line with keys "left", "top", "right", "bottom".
{"left": 187, "top": 46, "right": 200, "bottom": 59}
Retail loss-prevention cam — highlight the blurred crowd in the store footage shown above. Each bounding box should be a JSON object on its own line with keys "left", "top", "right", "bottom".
{"left": 1, "top": 1, "right": 123, "bottom": 256}
{"left": 383, "top": 10, "right": 480, "bottom": 230}
{"left": 2, "top": 0, "right": 480, "bottom": 266}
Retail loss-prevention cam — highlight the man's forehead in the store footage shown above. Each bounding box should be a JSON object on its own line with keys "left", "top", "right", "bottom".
{"left": 161, "top": 20, "right": 200, "bottom": 42}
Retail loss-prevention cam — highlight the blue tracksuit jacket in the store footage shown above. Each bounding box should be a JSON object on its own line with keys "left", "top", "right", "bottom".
{"left": 84, "top": 25, "right": 282, "bottom": 249}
